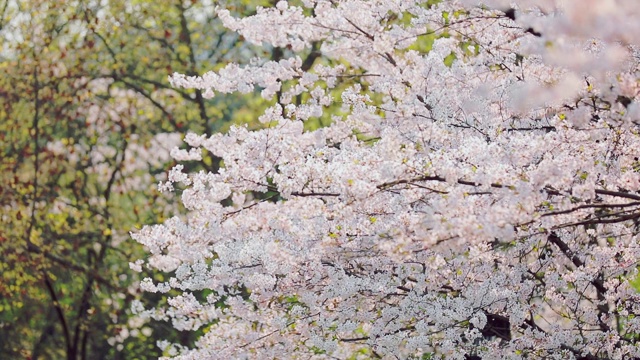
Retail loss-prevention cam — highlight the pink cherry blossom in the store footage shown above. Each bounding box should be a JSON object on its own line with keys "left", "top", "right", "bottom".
{"left": 132, "top": 1, "right": 640, "bottom": 358}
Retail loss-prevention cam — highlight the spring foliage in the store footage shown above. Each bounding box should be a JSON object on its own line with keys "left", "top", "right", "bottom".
{"left": 0, "top": 0, "right": 273, "bottom": 358}
{"left": 132, "top": 1, "right": 640, "bottom": 358}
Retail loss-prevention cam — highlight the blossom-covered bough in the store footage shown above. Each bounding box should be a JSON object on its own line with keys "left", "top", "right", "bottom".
{"left": 130, "top": 1, "right": 640, "bottom": 358}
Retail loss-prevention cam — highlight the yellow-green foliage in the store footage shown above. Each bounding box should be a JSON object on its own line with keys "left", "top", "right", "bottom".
{"left": 0, "top": 0, "right": 272, "bottom": 358}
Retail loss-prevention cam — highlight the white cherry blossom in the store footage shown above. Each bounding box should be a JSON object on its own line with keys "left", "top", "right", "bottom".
{"left": 132, "top": 1, "right": 640, "bottom": 358}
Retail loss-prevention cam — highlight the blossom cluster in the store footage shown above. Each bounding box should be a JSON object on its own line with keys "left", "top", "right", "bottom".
{"left": 132, "top": 1, "right": 640, "bottom": 358}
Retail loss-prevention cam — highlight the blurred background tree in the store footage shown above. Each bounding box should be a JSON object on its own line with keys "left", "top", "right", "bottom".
{"left": 0, "top": 0, "right": 277, "bottom": 359}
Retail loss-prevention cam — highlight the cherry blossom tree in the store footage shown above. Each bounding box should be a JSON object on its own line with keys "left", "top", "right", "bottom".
{"left": 131, "top": 0, "right": 640, "bottom": 358}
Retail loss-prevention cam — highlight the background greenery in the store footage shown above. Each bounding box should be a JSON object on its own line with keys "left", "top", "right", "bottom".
{"left": 0, "top": 0, "right": 276, "bottom": 358}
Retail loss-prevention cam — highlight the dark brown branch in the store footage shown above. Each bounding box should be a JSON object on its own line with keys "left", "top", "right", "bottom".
{"left": 339, "top": 336, "right": 369, "bottom": 342}
{"left": 552, "top": 211, "right": 640, "bottom": 229}
{"left": 595, "top": 189, "right": 640, "bottom": 201}
{"left": 377, "top": 175, "right": 511, "bottom": 191}
{"left": 26, "top": 241, "right": 124, "bottom": 292}
{"left": 72, "top": 274, "right": 94, "bottom": 360}
{"left": 541, "top": 202, "right": 640, "bottom": 217}
{"left": 223, "top": 194, "right": 279, "bottom": 219}
{"left": 42, "top": 271, "right": 73, "bottom": 360}
{"left": 114, "top": 77, "right": 179, "bottom": 130}
{"left": 301, "top": 41, "right": 321, "bottom": 72}
{"left": 344, "top": 17, "right": 374, "bottom": 40}
{"left": 178, "top": 0, "right": 209, "bottom": 133}
{"left": 26, "top": 61, "right": 42, "bottom": 252}
{"left": 547, "top": 232, "right": 585, "bottom": 267}
{"left": 547, "top": 232, "right": 609, "bottom": 332}
{"left": 238, "top": 312, "right": 320, "bottom": 348}
{"left": 122, "top": 72, "right": 192, "bottom": 101}
{"left": 103, "top": 136, "right": 128, "bottom": 201}
{"left": 291, "top": 191, "right": 340, "bottom": 197}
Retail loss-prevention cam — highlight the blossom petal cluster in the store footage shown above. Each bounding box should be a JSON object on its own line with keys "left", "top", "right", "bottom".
{"left": 132, "top": 1, "right": 640, "bottom": 358}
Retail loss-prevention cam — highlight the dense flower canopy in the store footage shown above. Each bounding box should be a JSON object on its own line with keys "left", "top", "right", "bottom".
{"left": 131, "top": 1, "right": 640, "bottom": 358}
